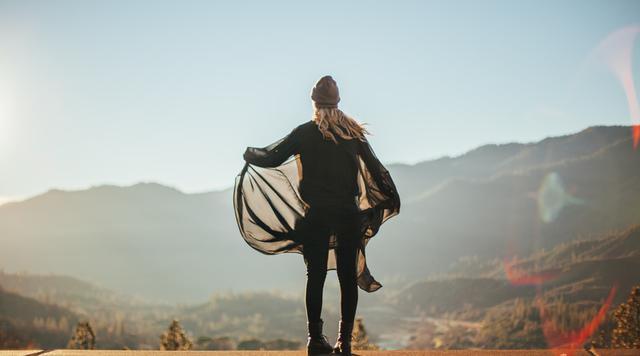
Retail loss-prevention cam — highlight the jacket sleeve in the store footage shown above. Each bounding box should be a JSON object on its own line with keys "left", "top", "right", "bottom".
{"left": 243, "top": 126, "right": 301, "bottom": 168}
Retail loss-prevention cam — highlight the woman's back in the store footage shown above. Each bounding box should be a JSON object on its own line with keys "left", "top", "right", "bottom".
{"left": 295, "top": 121, "right": 360, "bottom": 210}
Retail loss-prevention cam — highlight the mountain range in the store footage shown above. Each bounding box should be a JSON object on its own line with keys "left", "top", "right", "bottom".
{"left": 2, "top": 225, "right": 638, "bottom": 349}
{"left": 1, "top": 125, "right": 638, "bottom": 302}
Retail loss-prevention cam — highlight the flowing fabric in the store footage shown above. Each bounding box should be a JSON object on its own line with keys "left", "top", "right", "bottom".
{"left": 233, "top": 122, "right": 400, "bottom": 292}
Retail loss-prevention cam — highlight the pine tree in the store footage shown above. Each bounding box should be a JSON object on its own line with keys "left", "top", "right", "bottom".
{"left": 67, "top": 321, "right": 96, "bottom": 349}
{"left": 160, "top": 319, "right": 193, "bottom": 350}
{"left": 352, "top": 317, "right": 379, "bottom": 350}
{"left": 611, "top": 285, "right": 640, "bottom": 348}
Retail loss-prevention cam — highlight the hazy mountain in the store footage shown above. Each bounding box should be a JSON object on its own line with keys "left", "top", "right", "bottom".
{"left": 0, "top": 286, "right": 79, "bottom": 348}
{"left": 0, "top": 183, "right": 285, "bottom": 302}
{"left": 0, "top": 271, "right": 314, "bottom": 350}
{"left": 386, "top": 225, "right": 640, "bottom": 349}
{"left": 3, "top": 225, "right": 639, "bottom": 350}
{"left": 1, "top": 125, "right": 638, "bottom": 302}
{"left": 372, "top": 126, "right": 640, "bottom": 280}
{"left": 394, "top": 225, "right": 640, "bottom": 314}
{"left": 0, "top": 270, "right": 155, "bottom": 315}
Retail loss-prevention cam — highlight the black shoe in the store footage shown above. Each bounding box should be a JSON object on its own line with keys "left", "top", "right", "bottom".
{"left": 307, "top": 319, "right": 333, "bottom": 355}
{"left": 332, "top": 320, "right": 354, "bottom": 355}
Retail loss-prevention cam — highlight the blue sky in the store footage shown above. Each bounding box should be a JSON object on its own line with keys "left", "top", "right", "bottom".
{"left": 1, "top": 0, "right": 639, "bottom": 201}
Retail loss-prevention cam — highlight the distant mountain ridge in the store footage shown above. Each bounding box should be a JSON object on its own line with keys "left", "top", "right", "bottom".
{"left": 1, "top": 125, "right": 638, "bottom": 302}
{"left": 377, "top": 126, "right": 640, "bottom": 279}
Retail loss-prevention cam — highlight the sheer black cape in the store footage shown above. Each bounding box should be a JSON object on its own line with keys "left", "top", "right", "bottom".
{"left": 233, "top": 122, "right": 400, "bottom": 292}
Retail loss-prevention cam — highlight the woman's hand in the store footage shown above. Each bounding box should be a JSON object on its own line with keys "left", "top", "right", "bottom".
{"left": 242, "top": 147, "right": 251, "bottom": 162}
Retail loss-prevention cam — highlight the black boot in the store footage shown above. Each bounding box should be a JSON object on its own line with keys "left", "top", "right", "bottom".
{"left": 332, "top": 320, "right": 353, "bottom": 355}
{"left": 307, "top": 319, "right": 333, "bottom": 355}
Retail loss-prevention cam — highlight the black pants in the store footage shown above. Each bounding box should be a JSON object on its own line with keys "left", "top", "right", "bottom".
{"left": 301, "top": 206, "right": 359, "bottom": 324}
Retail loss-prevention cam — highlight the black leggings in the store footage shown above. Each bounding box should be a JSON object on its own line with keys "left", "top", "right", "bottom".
{"left": 301, "top": 207, "right": 359, "bottom": 324}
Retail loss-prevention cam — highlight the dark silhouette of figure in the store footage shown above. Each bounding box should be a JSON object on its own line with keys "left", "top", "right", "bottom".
{"left": 235, "top": 76, "right": 400, "bottom": 355}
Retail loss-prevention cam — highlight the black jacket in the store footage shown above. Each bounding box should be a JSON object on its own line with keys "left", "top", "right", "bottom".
{"left": 234, "top": 120, "right": 400, "bottom": 292}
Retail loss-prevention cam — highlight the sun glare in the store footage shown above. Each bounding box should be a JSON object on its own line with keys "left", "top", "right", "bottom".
{"left": 592, "top": 25, "right": 640, "bottom": 148}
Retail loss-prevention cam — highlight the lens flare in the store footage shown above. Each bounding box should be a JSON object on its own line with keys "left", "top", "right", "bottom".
{"left": 592, "top": 25, "right": 640, "bottom": 148}
{"left": 503, "top": 255, "right": 618, "bottom": 356}
{"left": 538, "top": 284, "right": 618, "bottom": 356}
{"left": 503, "top": 257, "right": 560, "bottom": 286}
{"left": 537, "top": 172, "right": 583, "bottom": 223}
{"left": 499, "top": 27, "right": 636, "bottom": 352}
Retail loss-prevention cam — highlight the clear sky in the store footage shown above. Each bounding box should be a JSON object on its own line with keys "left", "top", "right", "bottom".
{"left": 1, "top": 0, "right": 639, "bottom": 202}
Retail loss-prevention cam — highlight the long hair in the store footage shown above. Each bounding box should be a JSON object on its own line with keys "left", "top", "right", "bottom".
{"left": 312, "top": 106, "right": 369, "bottom": 143}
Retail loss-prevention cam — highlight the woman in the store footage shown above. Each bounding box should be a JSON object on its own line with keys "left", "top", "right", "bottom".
{"left": 234, "top": 75, "right": 400, "bottom": 355}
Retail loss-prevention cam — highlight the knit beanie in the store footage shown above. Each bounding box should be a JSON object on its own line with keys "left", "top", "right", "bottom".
{"left": 311, "top": 75, "right": 340, "bottom": 108}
